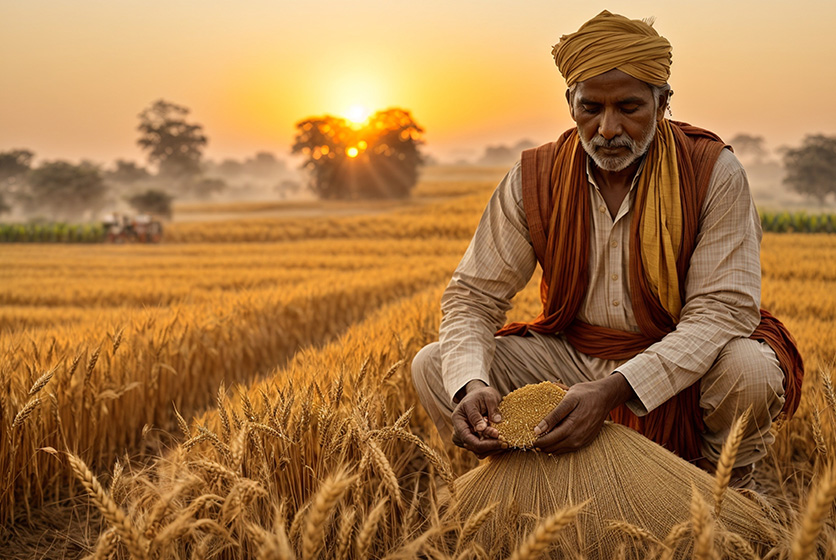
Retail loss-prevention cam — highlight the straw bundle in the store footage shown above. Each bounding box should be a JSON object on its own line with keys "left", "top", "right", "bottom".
{"left": 445, "top": 382, "right": 786, "bottom": 559}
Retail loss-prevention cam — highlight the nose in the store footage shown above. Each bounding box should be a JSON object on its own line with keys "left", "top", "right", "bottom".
{"left": 598, "top": 109, "right": 623, "bottom": 140}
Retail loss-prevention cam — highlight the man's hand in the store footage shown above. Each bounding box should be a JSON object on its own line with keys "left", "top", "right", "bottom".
{"left": 534, "top": 373, "right": 635, "bottom": 454}
{"left": 451, "top": 380, "right": 508, "bottom": 459}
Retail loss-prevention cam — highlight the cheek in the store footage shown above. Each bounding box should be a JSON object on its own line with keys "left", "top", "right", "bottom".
{"left": 575, "top": 118, "right": 598, "bottom": 141}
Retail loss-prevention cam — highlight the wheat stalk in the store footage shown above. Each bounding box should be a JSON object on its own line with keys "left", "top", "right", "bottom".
{"left": 714, "top": 406, "right": 751, "bottom": 516}
{"left": 507, "top": 501, "right": 587, "bottom": 560}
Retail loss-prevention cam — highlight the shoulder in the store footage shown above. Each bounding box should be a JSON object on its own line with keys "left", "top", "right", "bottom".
{"left": 708, "top": 148, "right": 748, "bottom": 192}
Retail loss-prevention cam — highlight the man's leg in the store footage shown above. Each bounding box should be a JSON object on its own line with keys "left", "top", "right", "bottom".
{"left": 699, "top": 338, "right": 785, "bottom": 481}
{"left": 411, "top": 333, "right": 608, "bottom": 442}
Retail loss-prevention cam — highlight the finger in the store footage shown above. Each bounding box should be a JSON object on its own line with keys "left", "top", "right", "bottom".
{"left": 452, "top": 408, "right": 475, "bottom": 439}
{"left": 460, "top": 431, "right": 508, "bottom": 455}
{"left": 534, "top": 393, "right": 578, "bottom": 436}
{"left": 534, "top": 416, "right": 578, "bottom": 454}
{"left": 485, "top": 391, "right": 502, "bottom": 424}
{"left": 464, "top": 401, "right": 489, "bottom": 434}
{"left": 482, "top": 425, "right": 501, "bottom": 440}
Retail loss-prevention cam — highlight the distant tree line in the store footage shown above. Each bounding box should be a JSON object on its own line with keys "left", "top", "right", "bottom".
{"left": 0, "top": 99, "right": 294, "bottom": 223}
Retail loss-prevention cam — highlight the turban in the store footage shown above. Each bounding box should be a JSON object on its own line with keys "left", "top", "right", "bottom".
{"left": 552, "top": 10, "right": 672, "bottom": 87}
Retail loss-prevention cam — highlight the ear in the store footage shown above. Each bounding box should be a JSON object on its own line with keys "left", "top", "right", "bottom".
{"left": 565, "top": 89, "right": 576, "bottom": 121}
{"left": 655, "top": 91, "right": 668, "bottom": 123}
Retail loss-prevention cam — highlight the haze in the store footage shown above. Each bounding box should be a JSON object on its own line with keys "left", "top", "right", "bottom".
{"left": 2, "top": 0, "right": 835, "bottom": 165}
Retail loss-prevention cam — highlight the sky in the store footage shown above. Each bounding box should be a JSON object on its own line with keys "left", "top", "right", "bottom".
{"left": 2, "top": 0, "right": 836, "bottom": 166}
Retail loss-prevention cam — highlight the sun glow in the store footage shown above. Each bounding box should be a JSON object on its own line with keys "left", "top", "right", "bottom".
{"left": 346, "top": 146, "right": 359, "bottom": 158}
{"left": 346, "top": 105, "right": 371, "bottom": 125}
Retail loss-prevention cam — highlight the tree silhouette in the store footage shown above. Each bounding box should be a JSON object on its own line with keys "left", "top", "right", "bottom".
{"left": 292, "top": 108, "right": 424, "bottom": 199}
{"left": 728, "top": 134, "right": 768, "bottom": 163}
{"left": 782, "top": 135, "right": 836, "bottom": 203}
{"left": 137, "top": 100, "right": 207, "bottom": 180}
{"left": 128, "top": 189, "right": 174, "bottom": 219}
{"left": 23, "top": 161, "right": 108, "bottom": 220}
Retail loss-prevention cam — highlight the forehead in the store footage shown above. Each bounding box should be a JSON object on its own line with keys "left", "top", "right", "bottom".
{"left": 573, "top": 69, "right": 654, "bottom": 103}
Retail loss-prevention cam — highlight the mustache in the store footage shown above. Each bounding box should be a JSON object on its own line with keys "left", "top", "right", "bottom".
{"left": 589, "top": 135, "right": 634, "bottom": 150}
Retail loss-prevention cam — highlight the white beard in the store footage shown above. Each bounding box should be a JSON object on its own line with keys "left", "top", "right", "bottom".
{"left": 579, "top": 117, "right": 658, "bottom": 172}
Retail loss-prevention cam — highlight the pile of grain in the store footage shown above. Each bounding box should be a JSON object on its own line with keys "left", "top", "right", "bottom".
{"left": 495, "top": 381, "right": 567, "bottom": 448}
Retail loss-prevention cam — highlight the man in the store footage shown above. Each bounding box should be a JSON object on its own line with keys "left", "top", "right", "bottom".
{"left": 411, "top": 10, "right": 803, "bottom": 487}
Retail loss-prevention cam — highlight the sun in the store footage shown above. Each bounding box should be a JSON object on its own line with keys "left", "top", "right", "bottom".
{"left": 346, "top": 105, "right": 371, "bottom": 125}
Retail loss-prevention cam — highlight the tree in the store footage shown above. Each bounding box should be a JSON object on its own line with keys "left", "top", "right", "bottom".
{"left": 106, "top": 160, "right": 151, "bottom": 184}
{"left": 728, "top": 133, "right": 768, "bottom": 163}
{"left": 128, "top": 189, "right": 174, "bottom": 219}
{"left": 23, "top": 161, "right": 108, "bottom": 220}
{"left": 292, "top": 108, "right": 424, "bottom": 199}
{"left": 782, "top": 135, "right": 836, "bottom": 203}
{"left": 137, "top": 99, "right": 207, "bottom": 180}
{"left": 0, "top": 149, "right": 34, "bottom": 187}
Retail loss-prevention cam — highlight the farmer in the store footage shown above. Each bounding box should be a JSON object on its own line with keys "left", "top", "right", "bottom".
{"left": 412, "top": 10, "right": 803, "bottom": 488}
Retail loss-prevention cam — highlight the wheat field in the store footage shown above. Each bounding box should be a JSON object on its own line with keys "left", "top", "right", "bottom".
{"left": 2, "top": 167, "right": 836, "bottom": 558}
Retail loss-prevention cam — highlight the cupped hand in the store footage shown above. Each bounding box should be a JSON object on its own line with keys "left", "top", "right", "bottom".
{"left": 533, "top": 376, "right": 628, "bottom": 455}
{"left": 451, "top": 384, "right": 508, "bottom": 459}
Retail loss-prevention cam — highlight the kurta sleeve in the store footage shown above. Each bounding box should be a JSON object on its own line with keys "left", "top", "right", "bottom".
{"left": 616, "top": 149, "right": 762, "bottom": 415}
{"left": 439, "top": 162, "right": 538, "bottom": 404}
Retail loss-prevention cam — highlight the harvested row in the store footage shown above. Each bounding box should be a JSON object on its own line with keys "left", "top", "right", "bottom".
{"left": 0, "top": 258, "right": 457, "bottom": 526}
{"left": 0, "top": 239, "right": 468, "bottom": 310}
{"left": 164, "top": 193, "right": 492, "bottom": 243}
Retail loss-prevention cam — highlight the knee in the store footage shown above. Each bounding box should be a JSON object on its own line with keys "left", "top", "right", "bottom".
{"left": 411, "top": 342, "right": 441, "bottom": 391}
{"left": 704, "top": 338, "right": 785, "bottom": 416}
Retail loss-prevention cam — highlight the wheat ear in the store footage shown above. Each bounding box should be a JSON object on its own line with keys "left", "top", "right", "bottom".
{"left": 659, "top": 521, "right": 691, "bottom": 560}
{"left": 607, "top": 520, "right": 662, "bottom": 547}
{"left": 508, "top": 501, "right": 587, "bottom": 560}
{"left": 28, "top": 367, "right": 55, "bottom": 396}
{"left": 690, "top": 483, "right": 714, "bottom": 560}
{"left": 334, "top": 506, "right": 356, "bottom": 560}
{"left": 714, "top": 406, "right": 752, "bottom": 516}
{"left": 66, "top": 452, "right": 148, "bottom": 560}
{"left": 355, "top": 497, "right": 389, "bottom": 557}
{"left": 302, "top": 470, "right": 355, "bottom": 560}
{"left": 456, "top": 502, "right": 498, "bottom": 554}
{"left": 791, "top": 463, "right": 836, "bottom": 560}
{"left": 365, "top": 437, "right": 402, "bottom": 508}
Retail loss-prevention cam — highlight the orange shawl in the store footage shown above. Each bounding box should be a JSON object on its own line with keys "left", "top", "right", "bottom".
{"left": 497, "top": 121, "right": 804, "bottom": 461}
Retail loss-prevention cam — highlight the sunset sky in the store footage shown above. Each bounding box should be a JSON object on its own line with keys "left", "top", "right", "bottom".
{"left": 2, "top": 1, "right": 835, "bottom": 166}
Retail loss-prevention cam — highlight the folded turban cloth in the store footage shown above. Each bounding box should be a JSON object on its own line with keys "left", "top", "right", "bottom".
{"left": 552, "top": 10, "right": 672, "bottom": 87}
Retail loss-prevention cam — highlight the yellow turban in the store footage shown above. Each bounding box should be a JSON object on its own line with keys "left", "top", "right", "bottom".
{"left": 552, "top": 10, "right": 672, "bottom": 87}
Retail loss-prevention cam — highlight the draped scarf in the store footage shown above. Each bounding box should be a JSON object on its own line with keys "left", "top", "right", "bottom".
{"left": 497, "top": 120, "right": 804, "bottom": 461}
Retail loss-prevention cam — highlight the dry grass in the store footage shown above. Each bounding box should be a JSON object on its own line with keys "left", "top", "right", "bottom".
{"left": 2, "top": 174, "right": 836, "bottom": 558}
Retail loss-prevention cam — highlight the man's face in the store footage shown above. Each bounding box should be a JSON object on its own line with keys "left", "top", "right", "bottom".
{"left": 568, "top": 69, "right": 666, "bottom": 172}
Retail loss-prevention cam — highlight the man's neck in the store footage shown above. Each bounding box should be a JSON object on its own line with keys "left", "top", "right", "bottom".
{"left": 592, "top": 158, "right": 642, "bottom": 191}
{"left": 592, "top": 158, "right": 642, "bottom": 218}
